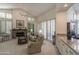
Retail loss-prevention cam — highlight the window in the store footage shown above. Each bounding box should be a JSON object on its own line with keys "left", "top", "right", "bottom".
{"left": 28, "top": 17, "right": 34, "bottom": 22}
{"left": 43, "top": 21, "right": 47, "bottom": 39}
{"left": 47, "top": 20, "right": 51, "bottom": 40}
{"left": 6, "top": 13, "right": 12, "bottom": 19}
{"left": 0, "top": 20, "right": 6, "bottom": 33}
{"left": 27, "top": 17, "right": 35, "bottom": 32}
{"left": 77, "top": 13, "right": 79, "bottom": 20}
{"left": 51, "top": 20, "right": 55, "bottom": 39}
{"left": 41, "top": 22, "right": 44, "bottom": 34}
{"left": 28, "top": 17, "right": 31, "bottom": 22}
{"left": 70, "top": 23, "right": 75, "bottom": 31}
{"left": 73, "top": 12, "right": 76, "bottom": 21}
{"left": 0, "top": 12, "right": 12, "bottom": 34}
{"left": 6, "top": 21, "right": 12, "bottom": 34}
{"left": 40, "top": 19, "right": 55, "bottom": 41}
{"left": 0, "top": 12, "right": 5, "bottom": 18}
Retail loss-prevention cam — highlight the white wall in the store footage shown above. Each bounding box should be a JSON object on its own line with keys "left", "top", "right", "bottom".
{"left": 37, "top": 9, "right": 56, "bottom": 22}
{"left": 35, "top": 9, "right": 67, "bottom": 35}
{"left": 12, "top": 9, "right": 26, "bottom": 28}
{"left": 12, "top": 9, "right": 32, "bottom": 29}
{"left": 56, "top": 12, "right": 67, "bottom": 34}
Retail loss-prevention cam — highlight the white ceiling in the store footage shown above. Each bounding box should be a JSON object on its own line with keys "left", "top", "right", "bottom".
{"left": 0, "top": 3, "right": 73, "bottom": 17}
{"left": 56, "top": 3, "right": 73, "bottom": 12}
{"left": 19, "top": 3, "right": 56, "bottom": 17}
{"left": 0, "top": 3, "right": 56, "bottom": 17}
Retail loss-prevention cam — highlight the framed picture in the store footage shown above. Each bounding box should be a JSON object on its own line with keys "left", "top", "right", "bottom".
{"left": 16, "top": 20, "right": 24, "bottom": 28}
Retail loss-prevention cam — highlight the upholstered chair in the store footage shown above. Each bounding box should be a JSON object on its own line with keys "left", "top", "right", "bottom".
{"left": 27, "top": 35, "right": 44, "bottom": 54}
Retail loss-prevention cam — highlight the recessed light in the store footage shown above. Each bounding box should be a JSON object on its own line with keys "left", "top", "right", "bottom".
{"left": 64, "top": 4, "right": 68, "bottom": 7}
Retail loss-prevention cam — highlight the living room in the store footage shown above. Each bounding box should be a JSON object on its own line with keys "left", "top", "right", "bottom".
{"left": 0, "top": 3, "right": 79, "bottom": 55}
{"left": 0, "top": 3, "right": 58, "bottom": 55}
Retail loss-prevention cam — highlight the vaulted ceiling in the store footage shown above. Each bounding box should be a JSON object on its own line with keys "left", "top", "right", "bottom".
{"left": 0, "top": 3, "right": 73, "bottom": 17}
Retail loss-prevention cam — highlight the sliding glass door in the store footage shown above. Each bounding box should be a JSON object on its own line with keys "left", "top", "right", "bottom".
{"left": 40, "top": 19, "right": 55, "bottom": 41}
{"left": 47, "top": 19, "right": 55, "bottom": 41}
{"left": 47, "top": 20, "right": 51, "bottom": 40}
{"left": 41, "top": 21, "right": 47, "bottom": 39}
{"left": 43, "top": 21, "right": 47, "bottom": 39}
{"left": 50, "top": 20, "right": 55, "bottom": 40}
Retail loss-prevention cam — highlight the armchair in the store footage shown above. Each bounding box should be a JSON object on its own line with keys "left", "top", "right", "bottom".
{"left": 27, "top": 35, "right": 44, "bottom": 54}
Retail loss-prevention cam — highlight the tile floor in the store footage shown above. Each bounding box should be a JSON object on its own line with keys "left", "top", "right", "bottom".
{"left": 0, "top": 39, "right": 59, "bottom": 55}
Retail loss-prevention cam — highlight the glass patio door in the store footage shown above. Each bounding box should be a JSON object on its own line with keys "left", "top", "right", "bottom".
{"left": 43, "top": 21, "right": 47, "bottom": 39}
{"left": 47, "top": 19, "right": 55, "bottom": 41}
{"left": 47, "top": 20, "right": 51, "bottom": 40}
{"left": 40, "top": 19, "right": 55, "bottom": 41}
{"left": 41, "top": 21, "right": 47, "bottom": 39}
{"left": 50, "top": 20, "right": 55, "bottom": 40}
